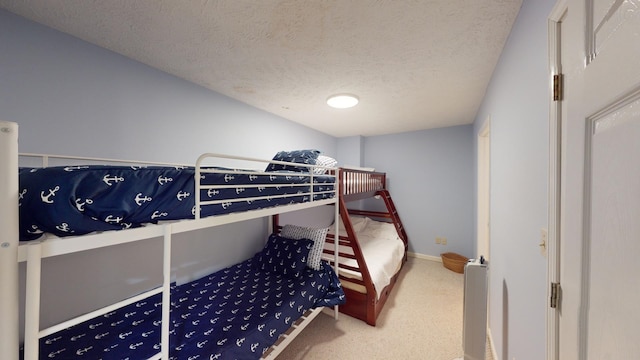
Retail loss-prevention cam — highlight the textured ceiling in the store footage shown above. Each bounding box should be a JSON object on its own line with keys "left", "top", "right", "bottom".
{"left": 0, "top": 0, "right": 522, "bottom": 137}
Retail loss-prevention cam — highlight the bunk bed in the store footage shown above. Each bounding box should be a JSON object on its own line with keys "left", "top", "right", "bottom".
{"left": 0, "top": 120, "right": 345, "bottom": 360}
{"left": 275, "top": 168, "right": 409, "bottom": 326}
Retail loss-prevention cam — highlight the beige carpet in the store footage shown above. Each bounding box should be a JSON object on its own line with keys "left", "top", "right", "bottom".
{"left": 276, "top": 257, "right": 492, "bottom": 360}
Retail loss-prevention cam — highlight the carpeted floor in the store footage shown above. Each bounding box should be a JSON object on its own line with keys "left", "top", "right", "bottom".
{"left": 276, "top": 256, "right": 492, "bottom": 360}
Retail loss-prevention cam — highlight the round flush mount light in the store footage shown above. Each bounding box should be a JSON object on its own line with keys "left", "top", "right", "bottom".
{"left": 326, "top": 94, "right": 359, "bottom": 109}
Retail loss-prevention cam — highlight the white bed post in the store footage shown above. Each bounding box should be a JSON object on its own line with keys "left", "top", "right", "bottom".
{"left": 161, "top": 225, "right": 173, "bottom": 360}
{"left": 0, "top": 121, "right": 19, "bottom": 360}
{"left": 23, "top": 243, "right": 43, "bottom": 360}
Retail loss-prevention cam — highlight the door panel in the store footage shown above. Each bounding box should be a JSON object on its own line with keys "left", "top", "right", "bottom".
{"left": 583, "top": 92, "right": 640, "bottom": 358}
{"left": 590, "top": 0, "right": 640, "bottom": 57}
{"left": 560, "top": 0, "right": 640, "bottom": 359}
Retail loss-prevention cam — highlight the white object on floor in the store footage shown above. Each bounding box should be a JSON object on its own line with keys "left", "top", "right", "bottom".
{"left": 462, "top": 257, "right": 488, "bottom": 360}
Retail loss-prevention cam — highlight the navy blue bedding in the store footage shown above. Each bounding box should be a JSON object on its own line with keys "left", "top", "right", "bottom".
{"left": 18, "top": 166, "right": 334, "bottom": 241}
{"left": 30, "top": 259, "right": 344, "bottom": 360}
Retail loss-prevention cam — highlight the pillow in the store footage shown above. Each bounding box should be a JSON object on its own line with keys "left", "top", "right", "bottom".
{"left": 313, "top": 155, "right": 338, "bottom": 175}
{"left": 265, "top": 149, "right": 321, "bottom": 173}
{"left": 281, "top": 224, "right": 329, "bottom": 270}
{"left": 252, "top": 234, "right": 313, "bottom": 277}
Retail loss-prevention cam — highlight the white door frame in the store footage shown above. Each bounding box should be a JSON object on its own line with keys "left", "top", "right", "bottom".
{"left": 477, "top": 117, "right": 490, "bottom": 261}
{"left": 476, "top": 117, "right": 494, "bottom": 357}
{"left": 547, "top": 1, "right": 567, "bottom": 359}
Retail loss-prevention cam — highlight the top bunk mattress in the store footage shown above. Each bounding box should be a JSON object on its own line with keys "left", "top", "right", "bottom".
{"left": 19, "top": 165, "right": 334, "bottom": 241}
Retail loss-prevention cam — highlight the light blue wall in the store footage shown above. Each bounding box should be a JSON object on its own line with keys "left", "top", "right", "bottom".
{"left": 0, "top": 9, "right": 337, "bottom": 330}
{"left": 336, "top": 135, "right": 364, "bottom": 167}
{"left": 361, "top": 126, "right": 475, "bottom": 257}
{"left": 472, "top": 0, "right": 556, "bottom": 359}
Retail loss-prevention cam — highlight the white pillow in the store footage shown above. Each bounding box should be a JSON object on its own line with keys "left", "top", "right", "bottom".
{"left": 281, "top": 224, "right": 329, "bottom": 270}
{"left": 313, "top": 155, "right": 338, "bottom": 175}
{"left": 330, "top": 216, "right": 369, "bottom": 235}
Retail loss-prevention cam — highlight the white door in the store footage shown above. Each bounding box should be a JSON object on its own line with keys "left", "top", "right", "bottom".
{"left": 559, "top": 0, "right": 640, "bottom": 359}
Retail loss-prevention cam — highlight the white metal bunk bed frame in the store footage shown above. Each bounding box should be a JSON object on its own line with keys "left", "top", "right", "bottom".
{"left": 0, "top": 120, "right": 340, "bottom": 360}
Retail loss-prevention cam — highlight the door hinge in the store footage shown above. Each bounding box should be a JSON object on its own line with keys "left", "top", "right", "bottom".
{"left": 553, "top": 74, "right": 564, "bottom": 101}
{"left": 550, "top": 282, "right": 560, "bottom": 308}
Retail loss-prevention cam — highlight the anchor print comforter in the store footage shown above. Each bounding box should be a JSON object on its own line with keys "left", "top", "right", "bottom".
{"left": 19, "top": 165, "right": 335, "bottom": 241}
{"left": 32, "top": 258, "right": 345, "bottom": 359}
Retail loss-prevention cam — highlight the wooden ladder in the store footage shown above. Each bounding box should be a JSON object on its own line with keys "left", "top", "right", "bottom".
{"left": 377, "top": 190, "right": 408, "bottom": 247}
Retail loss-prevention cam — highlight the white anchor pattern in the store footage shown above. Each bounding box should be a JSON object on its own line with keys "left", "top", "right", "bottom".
{"left": 32, "top": 252, "right": 344, "bottom": 359}
{"left": 18, "top": 165, "right": 334, "bottom": 241}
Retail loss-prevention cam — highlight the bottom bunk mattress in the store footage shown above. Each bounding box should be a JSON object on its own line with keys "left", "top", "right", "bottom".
{"left": 29, "top": 256, "right": 344, "bottom": 359}
{"left": 326, "top": 216, "right": 405, "bottom": 298}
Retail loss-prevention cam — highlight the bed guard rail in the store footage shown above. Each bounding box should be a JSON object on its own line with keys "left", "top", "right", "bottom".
{"left": 194, "top": 153, "right": 337, "bottom": 219}
{"left": 339, "top": 168, "right": 386, "bottom": 201}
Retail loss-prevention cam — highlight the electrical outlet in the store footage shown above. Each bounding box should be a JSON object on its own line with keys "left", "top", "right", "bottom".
{"left": 441, "top": 237, "right": 447, "bottom": 245}
{"left": 435, "top": 237, "right": 441, "bottom": 244}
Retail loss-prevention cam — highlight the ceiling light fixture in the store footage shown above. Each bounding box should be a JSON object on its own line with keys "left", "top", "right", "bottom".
{"left": 326, "top": 94, "right": 359, "bottom": 109}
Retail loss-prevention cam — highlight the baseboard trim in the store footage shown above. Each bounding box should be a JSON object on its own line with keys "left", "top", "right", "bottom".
{"left": 488, "top": 327, "right": 498, "bottom": 360}
{"left": 407, "top": 252, "right": 442, "bottom": 262}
